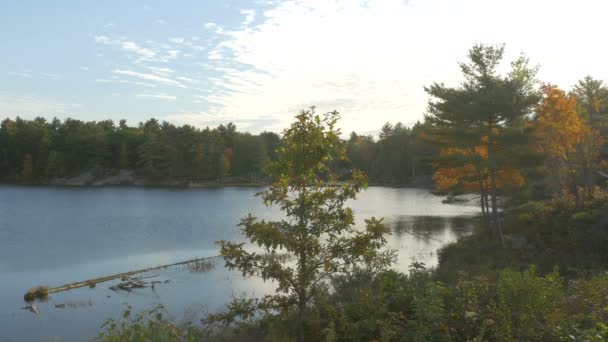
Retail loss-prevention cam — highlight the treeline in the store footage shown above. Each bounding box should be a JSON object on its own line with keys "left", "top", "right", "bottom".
{"left": 0, "top": 116, "right": 440, "bottom": 185}
{"left": 0, "top": 119, "right": 281, "bottom": 184}
{"left": 346, "top": 122, "right": 437, "bottom": 185}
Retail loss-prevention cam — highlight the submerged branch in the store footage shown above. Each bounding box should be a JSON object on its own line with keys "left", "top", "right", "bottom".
{"left": 24, "top": 256, "right": 219, "bottom": 301}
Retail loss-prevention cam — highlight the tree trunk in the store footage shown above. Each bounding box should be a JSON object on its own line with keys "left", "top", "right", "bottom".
{"left": 484, "top": 184, "right": 491, "bottom": 224}
{"left": 296, "top": 185, "right": 307, "bottom": 342}
{"left": 297, "top": 247, "right": 307, "bottom": 342}
{"left": 487, "top": 122, "right": 504, "bottom": 247}
{"left": 478, "top": 178, "right": 489, "bottom": 231}
{"left": 297, "top": 293, "right": 306, "bottom": 342}
{"left": 489, "top": 169, "right": 504, "bottom": 247}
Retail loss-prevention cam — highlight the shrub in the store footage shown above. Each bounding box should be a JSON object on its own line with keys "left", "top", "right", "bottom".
{"left": 97, "top": 305, "right": 205, "bottom": 342}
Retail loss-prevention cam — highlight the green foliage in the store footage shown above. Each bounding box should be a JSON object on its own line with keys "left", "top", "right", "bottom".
{"left": 306, "top": 266, "right": 608, "bottom": 342}
{"left": 425, "top": 43, "right": 541, "bottom": 241}
{"left": 438, "top": 190, "right": 608, "bottom": 284}
{"left": 99, "top": 266, "right": 608, "bottom": 342}
{"left": 214, "top": 108, "right": 394, "bottom": 341}
{"left": 345, "top": 121, "right": 438, "bottom": 186}
{"left": 232, "top": 133, "right": 268, "bottom": 182}
{"left": 495, "top": 266, "right": 563, "bottom": 341}
{"left": 21, "top": 154, "right": 33, "bottom": 183}
{"left": 97, "top": 305, "right": 204, "bottom": 342}
{"left": 0, "top": 117, "right": 279, "bottom": 184}
{"left": 0, "top": 115, "right": 442, "bottom": 186}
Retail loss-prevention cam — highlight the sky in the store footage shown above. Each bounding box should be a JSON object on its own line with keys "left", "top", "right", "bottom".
{"left": 1, "top": 0, "right": 607, "bottom": 135}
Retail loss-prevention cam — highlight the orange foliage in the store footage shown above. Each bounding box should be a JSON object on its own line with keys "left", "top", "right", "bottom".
{"left": 534, "top": 84, "right": 604, "bottom": 195}
{"left": 433, "top": 146, "right": 524, "bottom": 192}
{"left": 534, "top": 85, "right": 584, "bottom": 160}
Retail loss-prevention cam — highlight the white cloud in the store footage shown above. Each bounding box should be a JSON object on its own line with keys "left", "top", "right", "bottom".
{"left": 156, "top": 19, "right": 166, "bottom": 25}
{"left": 41, "top": 72, "right": 62, "bottom": 81}
{"left": 166, "top": 49, "right": 180, "bottom": 59}
{"left": 204, "top": 22, "right": 224, "bottom": 34}
{"left": 208, "top": 50, "right": 223, "bottom": 61}
{"left": 93, "top": 36, "right": 183, "bottom": 63}
{"left": 136, "top": 93, "right": 177, "bottom": 100}
{"left": 240, "top": 9, "right": 256, "bottom": 26}
{"left": 8, "top": 71, "right": 32, "bottom": 78}
{"left": 197, "top": 0, "right": 608, "bottom": 135}
{"left": 177, "top": 76, "right": 196, "bottom": 83}
{"left": 95, "top": 78, "right": 157, "bottom": 87}
{"left": 169, "top": 37, "right": 185, "bottom": 44}
{"left": 80, "top": 66, "right": 89, "bottom": 71}
{"left": 112, "top": 69, "right": 186, "bottom": 88}
{"left": 164, "top": 111, "right": 278, "bottom": 131}
{"left": 94, "top": 35, "right": 111, "bottom": 44}
{"left": 147, "top": 66, "right": 174, "bottom": 75}
{"left": 121, "top": 41, "right": 156, "bottom": 58}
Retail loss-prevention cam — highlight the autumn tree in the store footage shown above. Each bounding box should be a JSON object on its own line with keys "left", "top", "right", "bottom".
{"left": 433, "top": 145, "right": 524, "bottom": 228}
{"left": 214, "top": 108, "right": 393, "bottom": 341}
{"left": 534, "top": 85, "right": 585, "bottom": 194}
{"left": 535, "top": 84, "right": 605, "bottom": 205}
{"left": 425, "top": 44, "right": 540, "bottom": 244}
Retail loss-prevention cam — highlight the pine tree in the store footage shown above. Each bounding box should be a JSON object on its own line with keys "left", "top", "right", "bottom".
{"left": 425, "top": 44, "right": 540, "bottom": 244}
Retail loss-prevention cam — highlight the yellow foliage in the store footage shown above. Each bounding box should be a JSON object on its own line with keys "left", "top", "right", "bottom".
{"left": 433, "top": 146, "right": 524, "bottom": 192}
{"left": 534, "top": 84, "right": 605, "bottom": 195}
{"left": 534, "top": 85, "right": 584, "bottom": 160}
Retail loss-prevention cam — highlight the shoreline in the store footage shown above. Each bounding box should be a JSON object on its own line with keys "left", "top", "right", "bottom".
{"left": 0, "top": 181, "right": 434, "bottom": 190}
{"left": 0, "top": 170, "right": 434, "bottom": 190}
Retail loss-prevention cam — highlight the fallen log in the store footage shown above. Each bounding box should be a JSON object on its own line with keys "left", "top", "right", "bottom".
{"left": 24, "top": 255, "right": 219, "bottom": 301}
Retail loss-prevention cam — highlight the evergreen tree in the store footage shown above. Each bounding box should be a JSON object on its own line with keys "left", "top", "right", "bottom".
{"left": 21, "top": 154, "right": 33, "bottom": 183}
{"left": 425, "top": 44, "right": 541, "bottom": 244}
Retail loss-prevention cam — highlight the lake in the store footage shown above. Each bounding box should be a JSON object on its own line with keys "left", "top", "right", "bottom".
{"left": 0, "top": 186, "right": 478, "bottom": 341}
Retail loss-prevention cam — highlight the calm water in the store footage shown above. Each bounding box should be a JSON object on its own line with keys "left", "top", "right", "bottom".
{"left": 0, "top": 186, "right": 478, "bottom": 341}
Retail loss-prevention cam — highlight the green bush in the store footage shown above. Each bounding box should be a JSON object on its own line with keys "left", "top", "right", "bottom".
{"left": 97, "top": 305, "right": 204, "bottom": 342}
{"left": 495, "top": 266, "right": 563, "bottom": 341}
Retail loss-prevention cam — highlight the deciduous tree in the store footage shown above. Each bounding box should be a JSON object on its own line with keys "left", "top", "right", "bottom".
{"left": 214, "top": 108, "right": 394, "bottom": 341}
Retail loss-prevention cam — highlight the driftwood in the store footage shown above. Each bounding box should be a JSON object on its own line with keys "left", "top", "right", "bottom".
{"left": 24, "top": 256, "right": 218, "bottom": 301}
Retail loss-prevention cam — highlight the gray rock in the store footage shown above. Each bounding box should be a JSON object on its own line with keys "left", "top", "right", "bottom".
{"left": 65, "top": 172, "right": 95, "bottom": 186}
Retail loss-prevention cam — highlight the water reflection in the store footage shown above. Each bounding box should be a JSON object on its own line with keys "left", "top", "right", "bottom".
{"left": 384, "top": 215, "right": 474, "bottom": 271}
{"left": 389, "top": 216, "right": 473, "bottom": 240}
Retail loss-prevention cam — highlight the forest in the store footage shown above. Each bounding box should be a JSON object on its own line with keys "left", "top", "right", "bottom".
{"left": 0, "top": 114, "right": 439, "bottom": 186}
{"left": 2, "top": 69, "right": 607, "bottom": 192}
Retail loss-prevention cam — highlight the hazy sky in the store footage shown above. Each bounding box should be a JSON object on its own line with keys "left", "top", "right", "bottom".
{"left": 1, "top": 0, "right": 607, "bottom": 134}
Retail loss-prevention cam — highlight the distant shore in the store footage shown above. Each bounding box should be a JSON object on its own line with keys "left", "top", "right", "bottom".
{"left": 1, "top": 170, "right": 434, "bottom": 189}
{"left": 0, "top": 169, "right": 266, "bottom": 188}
